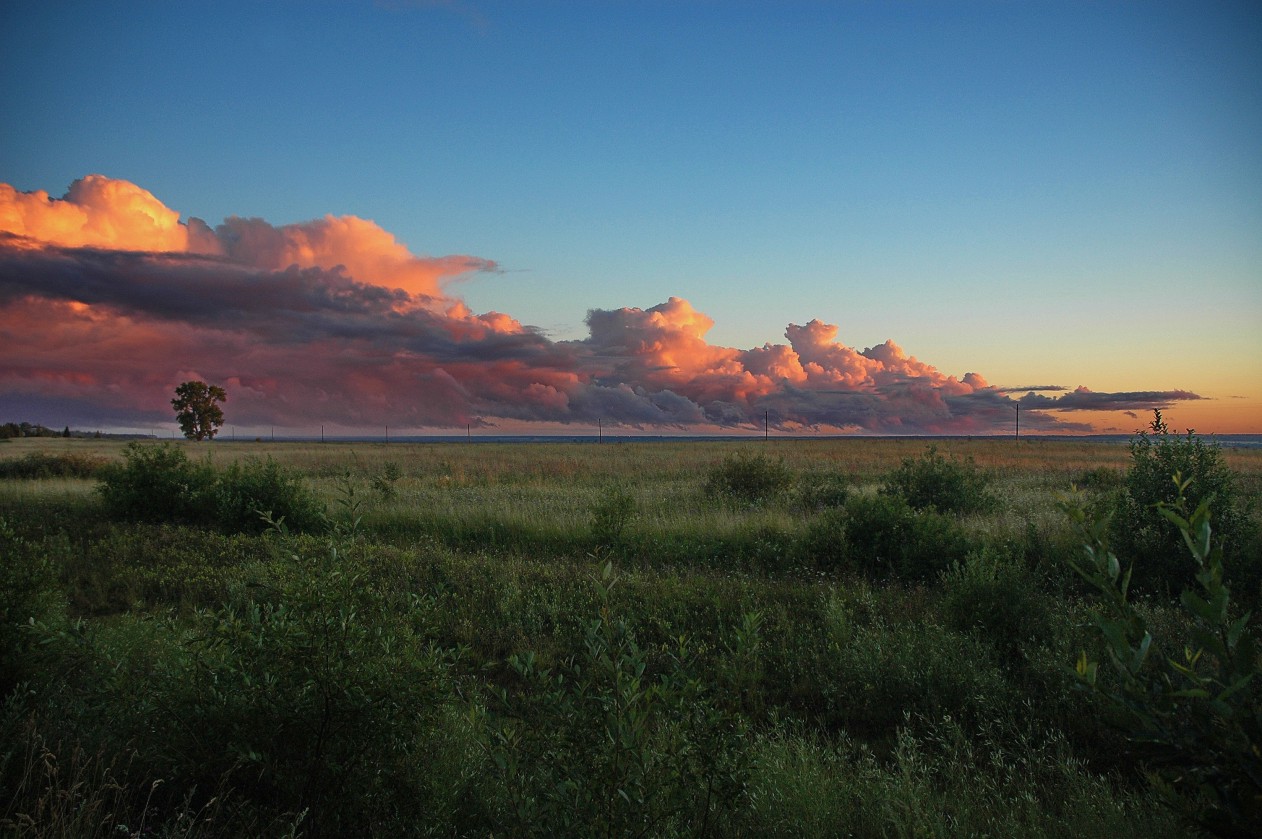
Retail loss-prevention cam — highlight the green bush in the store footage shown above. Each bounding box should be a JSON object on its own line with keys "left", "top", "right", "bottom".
{"left": 97, "top": 443, "right": 216, "bottom": 525}
{"left": 1064, "top": 481, "right": 1262, "bottom": 837}
{"left": 482, "top": 563, "right": 749, "bottom": 837}
{"left": 589, "top": 484, "right": 637, "bottom": 548}
{"left": 804, "top": 493, "right": 974, "bottom": 582}
{"left": 818, "top": 620, "right": 1009, "bottom": 736}
{"left": 0, "top": 518, "right": 66, "bottom": 699}
{"left": 1111, "top": 411, "right": 1251, "bottom": 595}
{"left": 880, "top": 445, "right": 998, "bottom": 515}
{"left": 705, "top": 450, "right": 794, "bottom": 504}
{"left": 214, "top": 457, "right": 325, "bottom": 534}
{"left": 939, "top": 547, "right": 1056, "bottom": 663}
{"left": 127, "top": 543, "right": 465, "bottom": 835}
{"left": 97, "top": 445, "right": 324, "bottom": 534}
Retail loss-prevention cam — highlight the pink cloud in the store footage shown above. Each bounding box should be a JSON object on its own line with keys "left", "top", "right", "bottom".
{"left": 0, "top": 176, "right": 1203, "bottom": 434}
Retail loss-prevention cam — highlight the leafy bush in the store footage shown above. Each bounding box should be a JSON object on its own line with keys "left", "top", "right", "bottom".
{"left": 880, "top": 445, "right": 998, "bottom": 515}
{"left": 0, "top": 519, "right": 65, "bottom": 699}
{"left": 98, "top": 444, "right": 324, "bottom": 534}
{"left": 97, "top": 443, "right": 216, "bottom": 525}
{"left": 804, "top": 493, "right": 974, "bottom": 582}
{"left": 1064, "top": 481, "right": 1261, "bottom": 837}
{"left": 123, "top": 542, "right": 465, "bottom": 835}
{"left": 939, "top": 547, "right": 1056, "bottom": 663}
{"left": 214, "top": 457, "right": 325, "bottom": 534}
{"left": 482, "top": 563, "right": 749, "bottom": 837}
{"left": 0, "top": 451, "right": 108, "bottom": 480}
{"left": 705, "top": 450, "right": 794, "bottom": 504}
{"left": 1111, "top": 411, "right": 1250, "bottom": 595}
{"left": 589, "top": 484, "right": 636, "bottom": 548}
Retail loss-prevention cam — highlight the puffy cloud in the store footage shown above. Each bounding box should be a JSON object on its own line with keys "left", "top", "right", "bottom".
{"left": 0, "top": 176, "right": 495, "bottom": 299}
{"left": 0, "top": 176, "right": 1204, "bottom": 434}
{"left": 0, "top": 175, "right": 218, "bottom": 254}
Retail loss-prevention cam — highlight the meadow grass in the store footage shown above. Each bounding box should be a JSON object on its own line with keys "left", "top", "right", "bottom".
{"left": 2, "top": 435, "right": 1257, "bottom": 836}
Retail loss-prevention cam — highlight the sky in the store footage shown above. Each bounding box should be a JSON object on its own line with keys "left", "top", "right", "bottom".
{"left": 1, "top": 0, "right": 1259, "bottom": 436}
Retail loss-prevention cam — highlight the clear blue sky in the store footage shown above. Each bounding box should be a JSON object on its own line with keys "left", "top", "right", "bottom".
{"left": 2, "top": 0, "right": 1260, "bottom": 432}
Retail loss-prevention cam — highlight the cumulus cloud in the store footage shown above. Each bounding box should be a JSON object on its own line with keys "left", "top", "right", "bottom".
{"left": 0, "top": 176, "right": 1204, "bottom": 434}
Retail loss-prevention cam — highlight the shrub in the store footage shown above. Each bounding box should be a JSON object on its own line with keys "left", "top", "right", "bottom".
{"left": 818, "top": 620, "right": 1009, "bottom": 736}
{"left": 98, "top": 445, "right": 324, "bottom": 534}
{"left": 482, "top": 563, "right": 749, "bottom": 837}
{"left": 0, "top": 518, "right": 65, "bottom": 699}
{"left": 129, "top": 542, "right": 465, "bottom": 835}
{"left": 214, "top": 457, "right": 325, "bottom": 534}
{"left": 1064, "top": 482, "right": 1262, "bottom": 837}
{"left": 589, "top": 484, "right": 636, "bottom": 548}
{"left": 939, "top": 547, "right": 1055, "bottom": 663}
{"left": 97, "top": 443, "right": 216, "bottom": 525}
{"left": 880, "top": 445, "right": 998, "bottom": 515}
{"left": 705, "top": 450, "right": 794, "bottom": 504}
{"left": 804, "top": 493, "right": 973, "bottom": 582}
{"left": 1111, "top": 411, "right": 1251, "bottom": 595}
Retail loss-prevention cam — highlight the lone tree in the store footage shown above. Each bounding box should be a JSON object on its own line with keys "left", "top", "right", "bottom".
{"left": 172, "top": 380, "right": 226, "bottom": 441}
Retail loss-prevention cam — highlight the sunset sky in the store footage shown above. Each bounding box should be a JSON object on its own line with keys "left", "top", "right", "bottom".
{"left": 2, "top": 1, "right": 1259, "bottom": 436}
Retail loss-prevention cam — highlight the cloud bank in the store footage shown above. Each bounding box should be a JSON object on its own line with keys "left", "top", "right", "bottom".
{"left": 0, "top": 176, "right": 1202, "bottom": 433}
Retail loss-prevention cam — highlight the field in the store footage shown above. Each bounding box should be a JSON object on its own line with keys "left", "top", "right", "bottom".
{"left": 2, "top": 435, "right": 1260, "bottom": 837}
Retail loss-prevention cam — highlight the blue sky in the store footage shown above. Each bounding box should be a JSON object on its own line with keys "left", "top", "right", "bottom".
{"left": 2, "top": 0, "right": 1259, "bottom": 433}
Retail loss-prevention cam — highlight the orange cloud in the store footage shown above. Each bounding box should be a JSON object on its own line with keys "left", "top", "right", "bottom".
{"left": 0, "top": 175, "right": 218, "bottom": 254}
{"left": 217, "top": 214, "right": 496, "bottom": 299}
{"left": 0, "top": 176, "right": 495, "bottom": 300}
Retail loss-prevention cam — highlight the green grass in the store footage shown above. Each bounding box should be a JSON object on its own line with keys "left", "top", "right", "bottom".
{"left": 3, "top": 436, "right": 1257, "bottom": 836}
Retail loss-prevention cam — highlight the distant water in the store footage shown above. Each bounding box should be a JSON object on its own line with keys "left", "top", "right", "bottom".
{"left": 212, "top": 433, "right": 1262, "bottom": 449}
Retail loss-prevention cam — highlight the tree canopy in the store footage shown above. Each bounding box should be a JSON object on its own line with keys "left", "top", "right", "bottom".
{"left": 172, "top": 381, "right": 226, "bottom": 441}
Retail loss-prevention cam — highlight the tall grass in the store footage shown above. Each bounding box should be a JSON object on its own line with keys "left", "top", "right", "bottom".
{"left": 1, "top": 436, "right": 1258, "bottom": 836}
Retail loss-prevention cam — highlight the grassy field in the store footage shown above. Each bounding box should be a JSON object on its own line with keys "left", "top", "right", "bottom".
{"left": 2, "top": 435, "right": 1259, "bottom": 837}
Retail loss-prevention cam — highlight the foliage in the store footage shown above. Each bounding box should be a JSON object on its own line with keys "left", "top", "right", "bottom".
{"left": 880, "top": 444, "right": 998, "bottom": 514}
{"left": 705, "top": 450, "right": 794, "bottom": 504}
{"left": 939, "top": 546, "right": 1056, "bottom": 664}
{"left": 482, "top": 561, "right": 749, "bottom": 837}
{"left": 172, "top": 380, "right": 227, "bottom": 441}
{"left": 213, "top": 457, "right": 326, "bottom": 534}
{"left": 370, "top": 461, "right": 403, "bottom": 500}
{"left": 0, "top": 450, "right": 108, "bottom": 479}
{"left": 98, "top": 444, "right": 324, "bottom": 533}
{"left": 98, "top": 443, "right": 217, "bottom": 525}
{"left": 1111, "top": 410, "right": 1250, "bottom": 595}
{"left": 803, "top": 493, "right": 974, "bottom": 581}
{"left": 0, "top": 519, "right": 65, "bottom": 699}
{"left": 1063, "top": 479, "right": 1262, "bottom": 837}
{"left": 590, "top": 484, "right": 637, "bottom": 549}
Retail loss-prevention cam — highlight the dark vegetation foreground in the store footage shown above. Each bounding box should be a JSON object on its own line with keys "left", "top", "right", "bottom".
{"left": 1, "top": 425, "right": 1259, "bottom": 837}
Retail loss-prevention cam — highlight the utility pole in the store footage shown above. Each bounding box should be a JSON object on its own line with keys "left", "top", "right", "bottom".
{"left": 385, "top": 425, "right": 389, "bottom": 444}
{"left": 598, "top": 418, "right": 602, "bottom": 443}
{"left": 765, "top": 410, "right": 769, "bottom": 440}
{"left": 321, "top": 425, "right": 324, "bottom": 443}
{"left": 1015, "top": 403, "right": 1020, "bottom": 441}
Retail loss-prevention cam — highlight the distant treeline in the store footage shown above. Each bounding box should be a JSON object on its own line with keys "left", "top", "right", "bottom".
{"left": 0, "top": 421, "right": 149, "bottom": 440}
